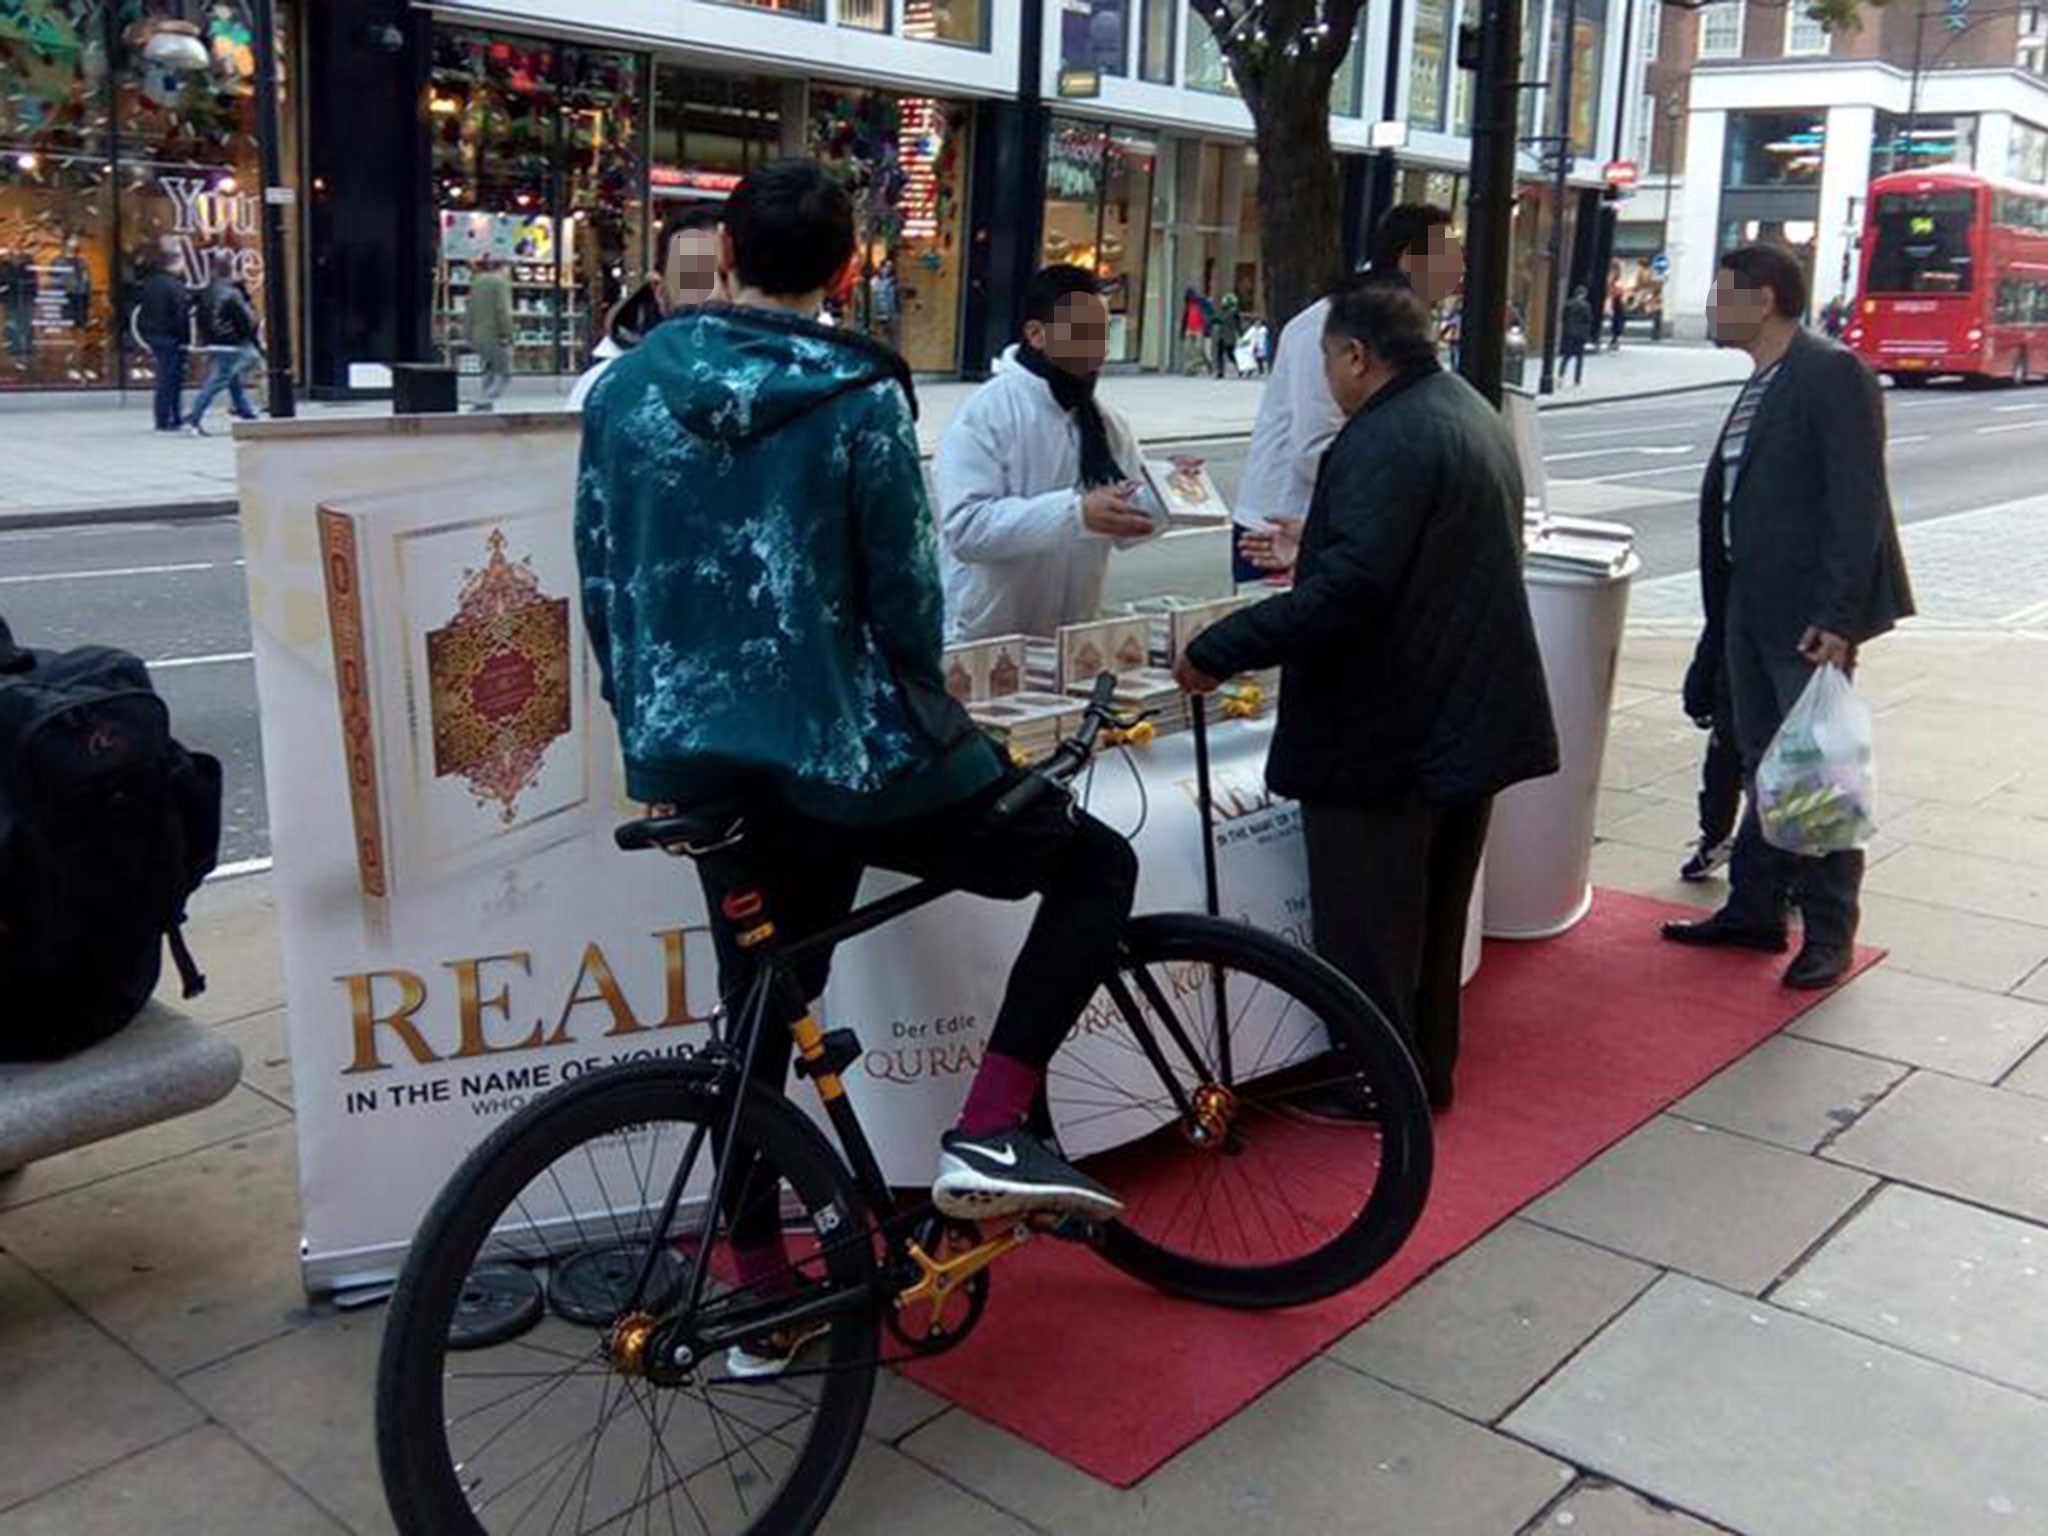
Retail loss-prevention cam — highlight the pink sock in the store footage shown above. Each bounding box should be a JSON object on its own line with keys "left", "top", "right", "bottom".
{"left": 956, "top": 1051, "right": 1043, "bottom": 1137}
{"left": 733, "top": 1237, "right": 794, "bottom": 1296}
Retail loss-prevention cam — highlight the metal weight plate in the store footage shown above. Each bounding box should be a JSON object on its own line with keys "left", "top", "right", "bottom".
{"left": 549, "top": 1244, "right": 686, "bottom": 1328}
{"left": 447, "top": 1264, "right": 545, "bottom": 1351}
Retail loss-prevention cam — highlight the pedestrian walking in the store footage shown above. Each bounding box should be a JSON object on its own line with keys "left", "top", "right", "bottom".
{"left": 0, "top": 245, "right": 36, "bottom": 360}
{"left": 55, "top": 236, "right": 91, "bottom": 331}
{"left": 130, "top": 251, "right": 192, "bottom": 432}
{"left": 466, "top": 252, "right": 515, "bottom": 409}
{"left": 1822, "top": 294, "right": 1849, "bottom": 339}
{"left": 1176, "top": 281, "right": 1557, "bottom": 1111}
{"left": 185, "top": 255, "right": 262, "bottom": 434}
{"left": 1212, "top": 292, "right": 1245, "bottom": 379}
{"left": 1662, "top": 242, "right": 1914, "bottom": 990}
{"left": 1608, "top": 282, "right": 1627, "bottom": 351}
{"left": 1560, "top": 285, "right": 1595, "bottom": 385}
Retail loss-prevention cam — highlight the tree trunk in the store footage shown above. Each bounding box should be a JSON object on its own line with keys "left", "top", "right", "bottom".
{"left": 1243, "top": 65, "right": 1346, "bottom": 329}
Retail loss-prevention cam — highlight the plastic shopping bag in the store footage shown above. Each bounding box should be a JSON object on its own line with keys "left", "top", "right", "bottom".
{"left": 1756, "top": 663, "right": 1877, "bottom": 856}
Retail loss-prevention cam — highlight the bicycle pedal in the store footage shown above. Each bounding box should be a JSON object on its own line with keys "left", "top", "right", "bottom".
{"left": 1030, "top": 1212, "right": 1102, "bottom": 1242}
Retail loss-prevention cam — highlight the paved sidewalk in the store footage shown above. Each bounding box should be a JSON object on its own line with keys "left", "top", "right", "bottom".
{"left": 5, "top": 626, "right": 2048, "bottom": 1534}
{"left": 0, "top": 342, "right": 1747, "bottom": 528}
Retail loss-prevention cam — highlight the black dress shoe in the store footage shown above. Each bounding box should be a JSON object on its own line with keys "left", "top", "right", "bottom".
{"left": 1783, "top": 943, "right": 1852, "bottom": 990}
{"left": 1660, "top": 914, "right": 1791, "bottom": 953}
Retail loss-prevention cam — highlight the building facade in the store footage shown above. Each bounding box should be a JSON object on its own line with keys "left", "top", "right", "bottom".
{"left": 2, "top": 0, "right": 1657, "bottom": 393}
{"left": 1620, "top": 0, "right": 2048, "bottom": 335}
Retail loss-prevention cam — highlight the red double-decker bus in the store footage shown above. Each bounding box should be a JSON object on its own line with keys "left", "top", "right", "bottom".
{"left": 1846, "top": 168, "right": 2048, "bottom": 386}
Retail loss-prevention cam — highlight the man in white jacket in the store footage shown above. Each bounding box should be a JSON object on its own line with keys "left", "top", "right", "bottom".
{"left": 937, "top": 266, "right": 1170, "bottom": 641}
{"left": 1235, "top": 205, "right": 1463, "bottom": 575}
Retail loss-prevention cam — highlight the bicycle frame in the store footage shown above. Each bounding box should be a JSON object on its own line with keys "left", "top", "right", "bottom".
{"left": 622, "top": 855, "right": 1232, "bottom": 1362}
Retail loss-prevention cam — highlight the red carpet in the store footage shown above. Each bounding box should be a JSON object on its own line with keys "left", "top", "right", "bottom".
{"left": 903, "top": 889, "right": 1883, "bottom": 1485}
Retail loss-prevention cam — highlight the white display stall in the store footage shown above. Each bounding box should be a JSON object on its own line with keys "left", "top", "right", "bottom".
{"left": 235, "top": 413, "right": 1478, "bottom": 1294}
{"left": 1483, "top": 555, "right": 1640, "bottom": 939}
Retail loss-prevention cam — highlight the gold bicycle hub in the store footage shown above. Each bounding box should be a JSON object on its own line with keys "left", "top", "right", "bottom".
{"left": 1188, "top": 1082, "right": 1238, "bottom": 1147}
{"left": 606, "top": 1311, "right": 659, "bottom": 1378}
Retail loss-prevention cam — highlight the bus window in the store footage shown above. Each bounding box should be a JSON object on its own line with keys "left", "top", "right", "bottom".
{"left": 1866, "top": 190, "right": 1976, "bottom": 294}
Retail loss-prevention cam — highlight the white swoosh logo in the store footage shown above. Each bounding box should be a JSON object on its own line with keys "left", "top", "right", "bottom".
{"left": 972, "top": 1143, "right": 1020, "bottom": 1168}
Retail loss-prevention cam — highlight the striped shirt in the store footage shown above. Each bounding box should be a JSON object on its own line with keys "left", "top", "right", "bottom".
{"left": 1719, "top": 361, "right": 1782, "bottom": 547}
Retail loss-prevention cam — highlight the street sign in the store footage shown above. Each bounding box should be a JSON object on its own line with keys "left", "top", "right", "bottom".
{"left": 1651, "top": 253, "right": 1671, "bottom": 278}
{"left": 1603, "top": 159, "right": 1639, "bottom": 191}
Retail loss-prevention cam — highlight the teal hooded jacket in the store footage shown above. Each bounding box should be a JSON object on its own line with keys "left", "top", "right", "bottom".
{"left": 575, "top": 306, "right": 1002, "bottom": 824}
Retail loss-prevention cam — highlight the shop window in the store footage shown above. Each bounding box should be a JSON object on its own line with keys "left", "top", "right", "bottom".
{"left": 1643, "top": 0, "right": 1661, "bottom": 58}
{"left": 1871, "top": 111, "right": 1975, "bottom": 178}
{"left": 1723, "top": 110, "right": 1825, "bottom": 187}
{"left": 1185, "top": 13, "right": 1238, "bottom": 94}
{"left": 1550, "top": 0, "right": 1607, "bottom": 155}
{"left": 1519, "top": 0, "right": 1548, "bottom": 141}
{"left": 1, "top": 1, "right": 272, "bottom": 391}
{"left": 902, "top": 0, "right": 988, "bottom": 49}
{"left": 2010, "top": 120, "right": 2048, "bottom": 184}
{"left": 710, "top": 0, "right": 824, "bottom": 19}
{"left": 1409, "top": 0, "right": 1452, "bottom": 131}
{"left": 1062, "top": 1, "right": 1129, "bottom": 78}
{"left": 809, "top": 88, "right": 971, "bottom": 371}
{"left": 1332, "top": 27, "right": 1364, "bottom": 117}
{"left": 1139, "top": 0, "right": 1176, "bottom": 82}
{"left": 1042, "top": 119, "right": 1154, "bottom": 365}
{"left": 428, "top": 28, "right": 647, "bottom": 376}
{"left": 1698, "top": 1, "right": 1743, "bottom": 60}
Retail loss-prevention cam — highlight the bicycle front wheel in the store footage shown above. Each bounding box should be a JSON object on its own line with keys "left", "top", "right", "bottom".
{"left": 1046, "top": 913, "right": 1433, "bottom": 1309}
{"left": 376, "top": 1061, "right": 878, "bottom": 1536}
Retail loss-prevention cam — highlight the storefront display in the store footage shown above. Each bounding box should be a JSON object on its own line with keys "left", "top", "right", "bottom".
{"left": 809, "top": 87, "right": 969, "bottom": 373}
{"left": 427, "top": 27, "right": 642, "bottom": 376}
{"left": 0, "top": 0, "right": 275, "bottom": 392}
{"left": 1042, "top": 119, "right": 1155, "bottom": 363}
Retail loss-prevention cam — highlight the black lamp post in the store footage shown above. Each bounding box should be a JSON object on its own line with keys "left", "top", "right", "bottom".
{"left": 251, "top": 0, "right": 295, "bottom": 418}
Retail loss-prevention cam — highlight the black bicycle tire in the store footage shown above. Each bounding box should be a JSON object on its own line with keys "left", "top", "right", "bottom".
{"left": 375, "top": 1060, "right": 878, "bottom": 1536}
{"left": 1073, "top": 912, "right": 1433, "bottom": 1310}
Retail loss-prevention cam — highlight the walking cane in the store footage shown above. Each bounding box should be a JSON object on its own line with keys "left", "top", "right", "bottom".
{"left": 1190, "top": 693, "right": 1233, "bottom": 1084}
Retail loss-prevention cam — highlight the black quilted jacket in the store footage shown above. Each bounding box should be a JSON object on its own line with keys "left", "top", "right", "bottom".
{"left": 1188, "top": 364, "right": 1559, "bottom": 806}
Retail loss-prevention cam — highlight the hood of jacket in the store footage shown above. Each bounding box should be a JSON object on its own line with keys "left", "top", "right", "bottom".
{"left": 643, "top": 303, "right": 917, "bottom": 445}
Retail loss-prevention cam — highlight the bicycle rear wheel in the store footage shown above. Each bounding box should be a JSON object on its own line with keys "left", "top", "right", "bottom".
{"left": 376, "top": 1061, "right": 878, "bottom": 1536}
{"left": 1046, "top": 913, "right": 1433, "bottom": 1309}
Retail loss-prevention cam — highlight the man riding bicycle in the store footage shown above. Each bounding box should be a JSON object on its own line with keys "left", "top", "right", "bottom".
{"left": 574, "top": 161, "right": 1138, "bottom": 1315}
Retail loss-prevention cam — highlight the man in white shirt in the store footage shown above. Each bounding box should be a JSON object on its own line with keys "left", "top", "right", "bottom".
{"left": 936, "top": 266, "right": 1175, "bottom": 641}
{"left": 1236, "top": 205, "right": 1465, "bottom": 575}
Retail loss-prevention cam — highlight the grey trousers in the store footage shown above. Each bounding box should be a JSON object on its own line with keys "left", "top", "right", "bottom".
{"left": 1301, "top": 792, "right": 1492, "bottom": 1099}
{"left": 1720, "top": 598, "right": 1864, "bottom": 947}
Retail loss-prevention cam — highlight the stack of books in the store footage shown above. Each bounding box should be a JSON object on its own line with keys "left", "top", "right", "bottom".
{"left": 1524, "top": 513, "right": 1635, "bottom": 578}
{"left": 942, "top": 633, "right": 1035, "bottom": 702}
{"left": 965, "top": 692, "right": 1083, "bottom": 765}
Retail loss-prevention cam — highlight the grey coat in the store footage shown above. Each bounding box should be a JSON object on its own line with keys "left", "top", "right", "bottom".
{"left": 1697, "top": 329, "right": 1914, "bottom": 653}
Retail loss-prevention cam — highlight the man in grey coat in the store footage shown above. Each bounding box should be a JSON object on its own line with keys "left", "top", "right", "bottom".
{"left": 1662, "top": 242, "right": 1913, "bottom": 989}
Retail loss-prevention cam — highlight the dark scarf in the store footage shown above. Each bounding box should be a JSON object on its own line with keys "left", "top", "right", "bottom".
{"left": 1015, "top": 343, "right": 1125, "bottom": 488}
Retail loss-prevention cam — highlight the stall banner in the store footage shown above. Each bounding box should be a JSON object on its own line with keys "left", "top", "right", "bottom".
{"left": 237, "top": 416, "right": 1321, "bottom": 1293}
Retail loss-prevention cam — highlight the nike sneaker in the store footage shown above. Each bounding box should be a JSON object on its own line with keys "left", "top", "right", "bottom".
{"left": 932, "top": 1127, "right": 1123, "bottom": 1223}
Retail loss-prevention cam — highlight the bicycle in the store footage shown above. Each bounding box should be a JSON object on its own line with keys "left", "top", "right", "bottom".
{"left": 376, "top": 675, "right": 1434, "bottom": 1536}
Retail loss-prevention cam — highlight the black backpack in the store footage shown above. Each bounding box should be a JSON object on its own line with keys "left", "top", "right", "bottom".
{"left": 0, "top": 616, "right": 223, "bottom": 1060}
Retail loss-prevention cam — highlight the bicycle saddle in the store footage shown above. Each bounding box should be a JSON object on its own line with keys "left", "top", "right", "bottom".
{"left": 614, "top": 808, "right": 747, "bottom": 855}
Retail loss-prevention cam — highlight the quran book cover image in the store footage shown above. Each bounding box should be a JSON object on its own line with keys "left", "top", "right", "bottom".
{"left": 317, "top": 483, "right": 612, "bottom": 900}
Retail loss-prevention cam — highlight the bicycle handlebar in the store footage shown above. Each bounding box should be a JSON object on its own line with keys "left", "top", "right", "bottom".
{"left": 991, "top": 671, "right": 1123, "bottom": 821}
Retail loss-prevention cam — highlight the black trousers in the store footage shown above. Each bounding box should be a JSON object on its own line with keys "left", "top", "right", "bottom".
{"left": 697, "top": 783, "right": 1136, "bottom": 1252}
{"left": 699, "top": 782, "right": 1137, "bottom": 1079}
{"left": 1301, "top": 793, "right": 1492, "bottom": 1101}
{"left": 1720, "top": 599, "right": 1863, "bottom": 948}
{"left": 1698, "top": 679, "right": 1744, "bottom": 847}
